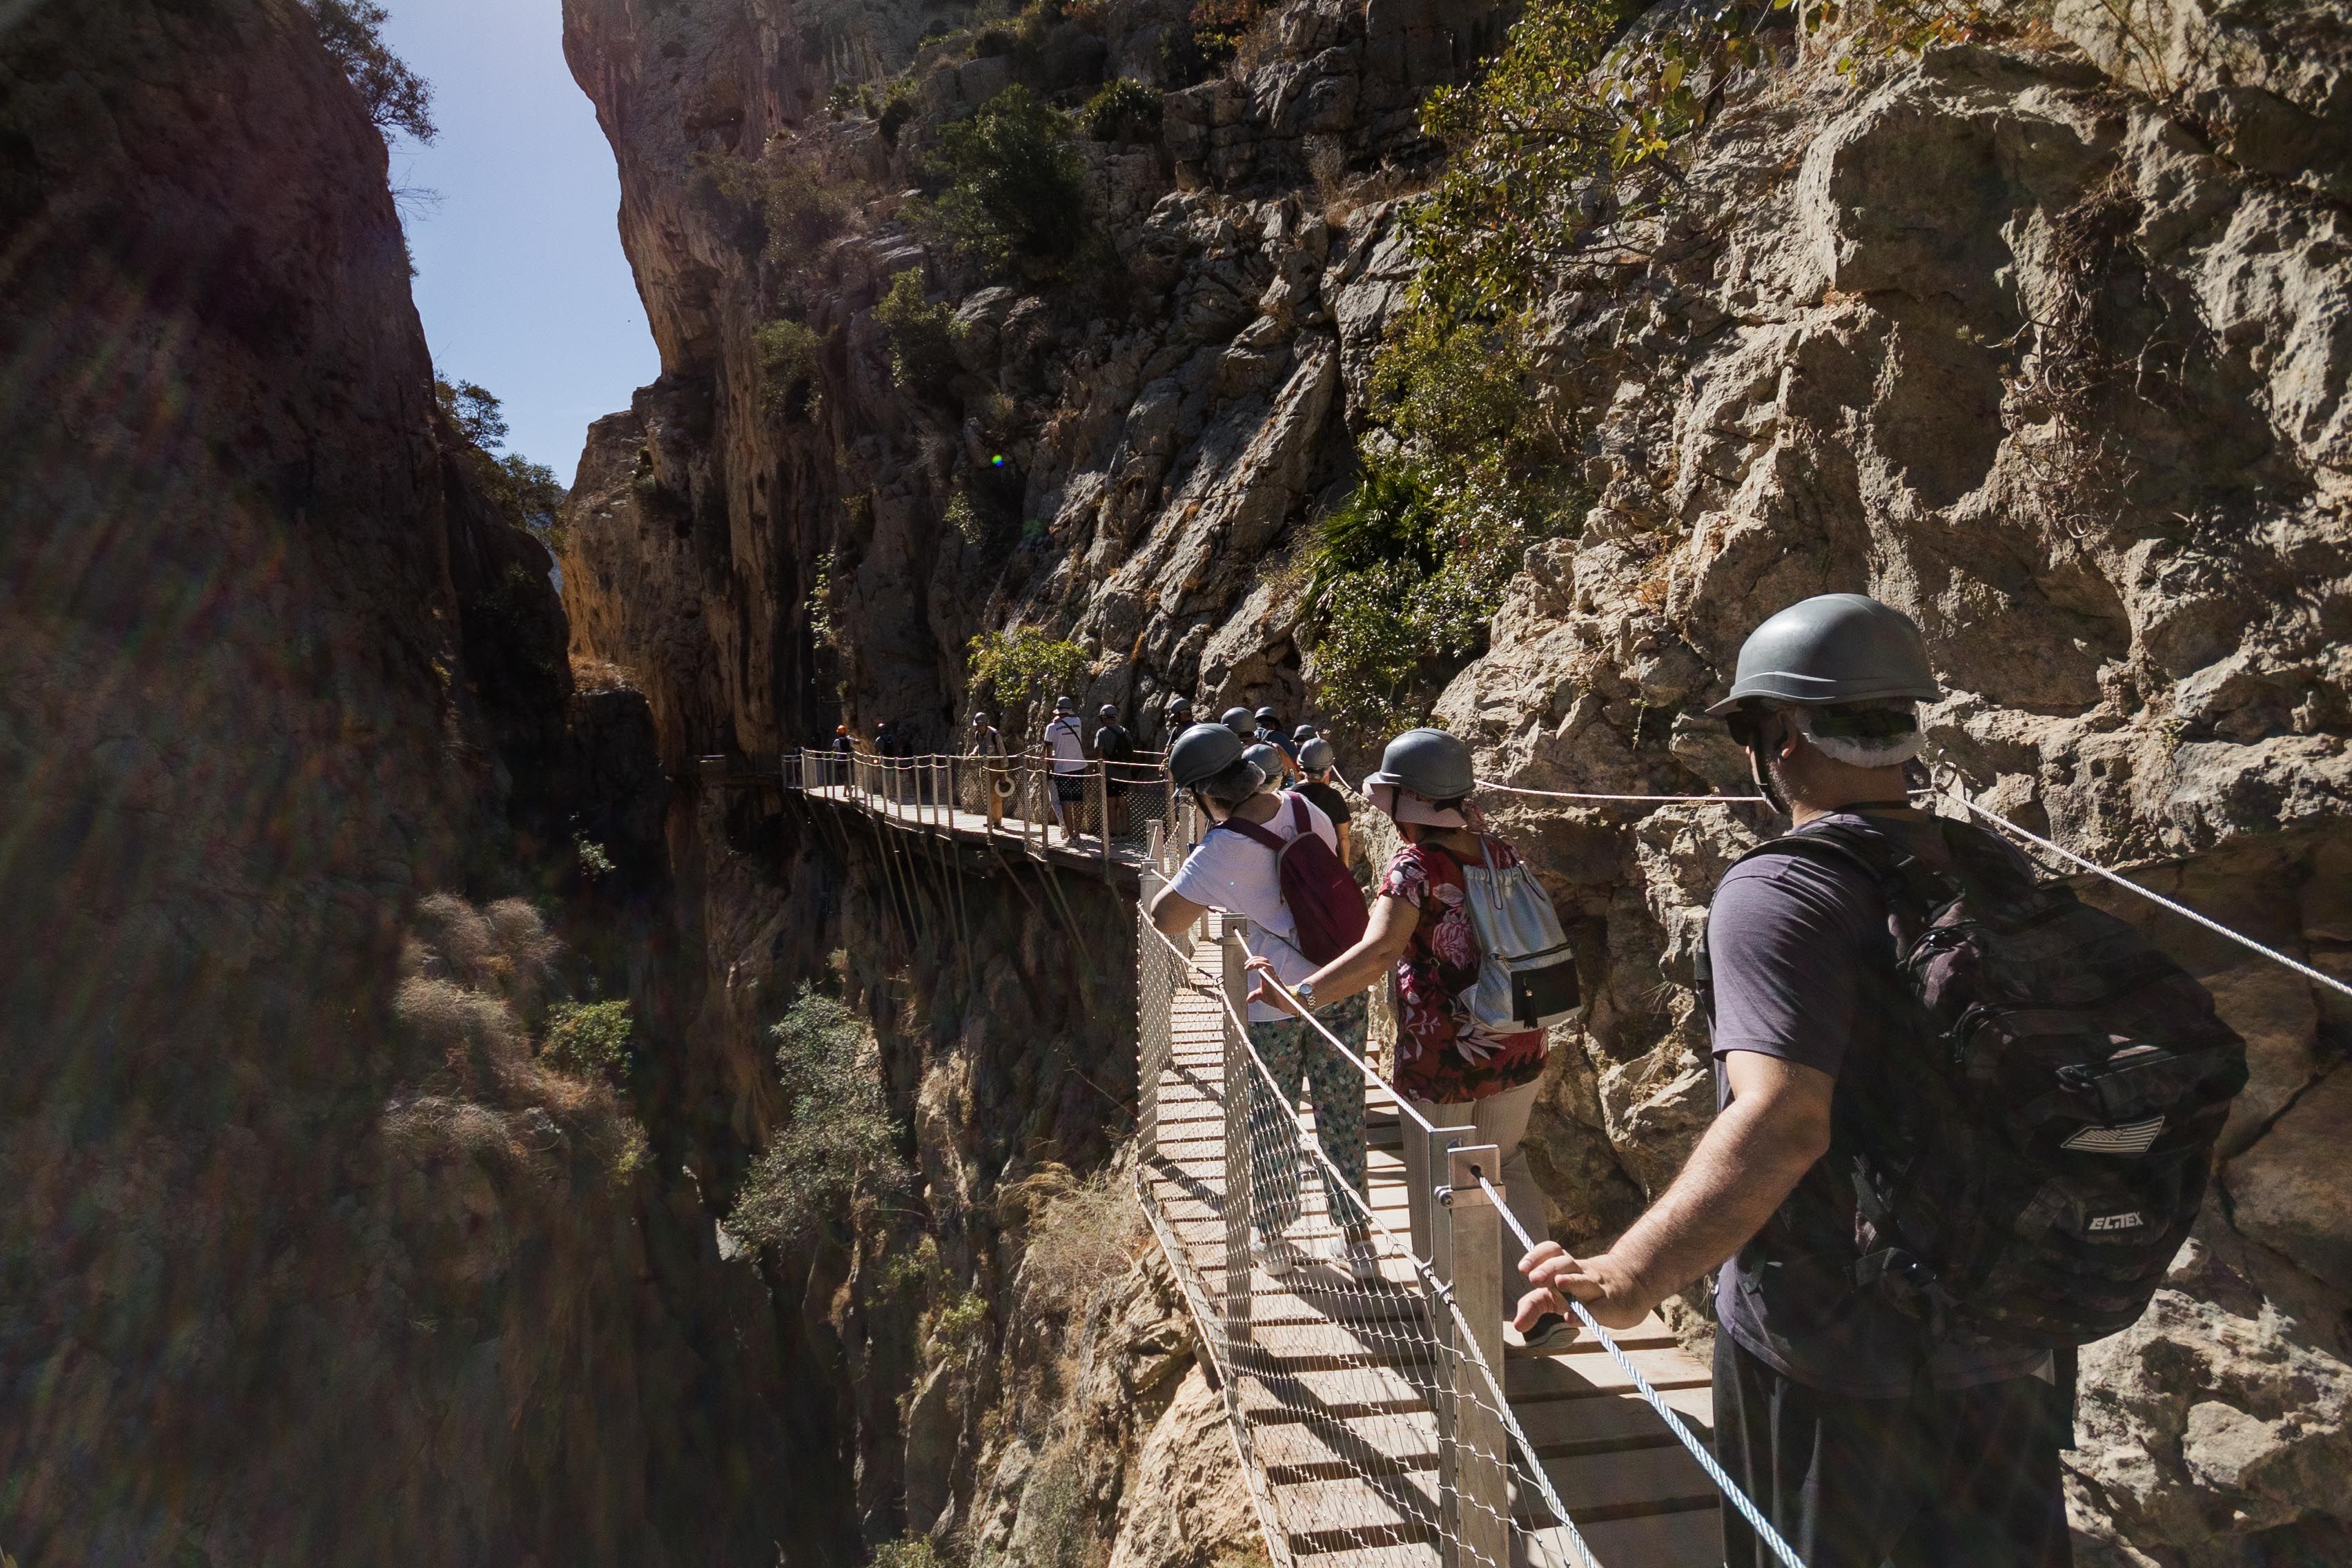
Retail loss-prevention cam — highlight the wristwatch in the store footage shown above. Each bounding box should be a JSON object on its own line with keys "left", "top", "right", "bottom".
{"left": 1294, "top": 979, "right": 1317, "bottom": 1010}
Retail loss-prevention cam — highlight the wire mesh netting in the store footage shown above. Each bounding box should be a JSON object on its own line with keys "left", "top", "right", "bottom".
{"left": 1134, "top": 905, "right": 1611, "bottom": 1568}
{"left": 785, "top": 753, "right": 1754, "bottom": 1567}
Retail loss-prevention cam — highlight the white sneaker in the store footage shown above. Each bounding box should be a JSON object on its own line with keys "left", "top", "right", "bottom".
{"left": 1510, "top": 1311, "right": 1580, "bottom": 1354}
{"left": 1250, "top": 1228, "right": 1302, "bottom": 1275}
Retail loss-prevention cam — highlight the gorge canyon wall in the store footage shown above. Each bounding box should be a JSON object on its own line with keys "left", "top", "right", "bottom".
{"left": 0, "top": 0, "right": 2344, "bottom": 1563}
{"left": 1, "top": 3, "right": 802, "bottom": 1562}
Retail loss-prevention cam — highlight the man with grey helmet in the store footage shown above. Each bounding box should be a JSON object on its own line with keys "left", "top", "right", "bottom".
{"left": 1247, "top": 725, "right": 1562, "bottom": 1340}
{"left": 1511, "top": 594, "right": 2070, "bottom": 1568}
{"left": 1148, "top": 724, "right": 1378, "bottom": 1282}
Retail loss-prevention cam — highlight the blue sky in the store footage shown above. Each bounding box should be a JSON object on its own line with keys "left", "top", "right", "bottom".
{"left": 379, "top": 0, "right": 657, "bottom": 485}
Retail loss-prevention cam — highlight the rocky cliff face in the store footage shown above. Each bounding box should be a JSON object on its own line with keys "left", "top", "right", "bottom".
{"left": 0, "top": 3, "right": 798, "bottom": 1562}
{"left": 558, "top": 0, "right": 2347, "bottom": 1562}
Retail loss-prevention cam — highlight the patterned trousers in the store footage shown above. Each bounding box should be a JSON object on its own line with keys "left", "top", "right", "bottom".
{"left": 1245, "top": 992, "right": 1371, "bottom": 1237}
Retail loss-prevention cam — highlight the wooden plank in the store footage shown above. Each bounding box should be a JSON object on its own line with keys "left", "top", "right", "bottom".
{"left": 1236, "top": 1364, "right": 1431, "bottom": 1422}
{"left": 1535, "top": 1442, "right": 1715, "bottom": 1518}
{"left": 1250, "top": 1411, "right": 1438, "bottom": 1483}
{"left": 1268, "top": 1442, "right": 1714, "bottom": 1546}
{"left": 1277, "top": 1545, "right": 1437, "bottom": 1568}
{"left": 1266, "top": 1475, "right": 1440, "bottom": 1556}
{"left": 1513, "top": 1386, "right": 1714, "bottom": 1454}
{"left": 1507, "top": 1348, "right": 1712, "bottom": 1403}
{"left": 1544, "top": 1502, "right": 1722, "bottom": 1568}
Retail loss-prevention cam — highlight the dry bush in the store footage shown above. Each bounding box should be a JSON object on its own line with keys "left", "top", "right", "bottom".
{"left": 1013, "top": 1162, "right": 1147, "bottom": 1313}
{"left": 570, "top": 657, "right": 638, "bottom": 692}
{"left": 386, "top": 892, "right": 647, "bottom": 1182}
{"left": 1304, "top": 135, "right": 1353, "bottom": 225}
{"left": 1008, "top": 1425, "right": 1112, "bottom": 1568}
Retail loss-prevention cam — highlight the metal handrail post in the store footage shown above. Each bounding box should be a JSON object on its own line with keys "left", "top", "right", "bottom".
{"left": 1220, "top": 927, "right": 1253, "bottom": 1350}
{"left": 1442, "top": 1145, "right": 1510, "bottom": 1568}
{"left": 1092, "top": 761, "right": 1111, "bottom": 880}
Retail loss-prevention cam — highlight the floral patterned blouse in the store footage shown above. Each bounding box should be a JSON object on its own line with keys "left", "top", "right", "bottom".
{"left": 1380, "top": 839, "right": 1549, "bottom": 1104}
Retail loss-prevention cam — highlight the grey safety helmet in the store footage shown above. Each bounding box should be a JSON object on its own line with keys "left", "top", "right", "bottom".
{"left": 1362, "top": 727, "right": 1474, "bottom": 801}
{"left": 1169, "top": 722, "right": 1246, "bottom": 787}
{"left": 1705, "top": 594, "right": 1942, "bottom": 716}
{"left": 1255, "top": 706, "right": 1280, "bottom": 725}
{"left": 1293, "top": 723, "right": 1317, "bottom": 742}
{"left": 1099, "top": 703, "right": 1118, "bottom": 721}
{"left": 1221, "top": 705, "right": 1256, "bottom": 738}
{"left": 1297, "top": 736, "right": 1334, "bottom": 773}
{"left": 1054, "top": 694, "right": 1077, "bottom": 714}
{"left": 971, "top": 712, "right": 991, "bottom": 725}
{"left": 1242, "top": 741, "right": 1285, "bottom": 778}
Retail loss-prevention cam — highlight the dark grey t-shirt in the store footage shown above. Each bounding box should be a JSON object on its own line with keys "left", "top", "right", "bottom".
{"left": 1707, "top": 809, "right": 2051, "bottom": 1399}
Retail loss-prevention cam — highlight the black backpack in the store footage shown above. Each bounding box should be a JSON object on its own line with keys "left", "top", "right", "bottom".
{"left": 1704, "top": 816, "right": 2247, "bottom": 1349}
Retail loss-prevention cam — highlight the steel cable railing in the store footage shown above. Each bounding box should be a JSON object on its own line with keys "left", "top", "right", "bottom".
{"left": 1129, "top": 900, "right": 1592, "bottom": 1565}
{"left": 1471, "top": 1172, "right": 1803, "bottom": 1568}
{"left": 1153, "top": 908, "right": 1614, "bottom": 1568}
{"left": 780, "top": 743, "right": 2346, "bottom": 1565}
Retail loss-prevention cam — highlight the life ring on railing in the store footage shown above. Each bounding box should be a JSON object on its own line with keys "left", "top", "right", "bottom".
{"left": 992, "top": 772, "right": 1015, "bottom": 799}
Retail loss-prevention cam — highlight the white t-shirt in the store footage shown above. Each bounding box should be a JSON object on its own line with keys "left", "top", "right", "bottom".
{"left": 1045, "top": 716, "right": 1086, "bottom": 774}
{"left": 1167, "top": 791, "right": 1337, "bottom": 1021}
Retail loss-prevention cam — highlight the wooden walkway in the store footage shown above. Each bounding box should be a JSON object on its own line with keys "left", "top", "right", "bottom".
{"left": 792, "top": 774, "right": 1161, "bottom": 890}
{"left": 776, "top": 754, "right": 1722, "bottom": 1567}
{"left": 1140, "top": 930, "right": 1721, "bottom": 1568}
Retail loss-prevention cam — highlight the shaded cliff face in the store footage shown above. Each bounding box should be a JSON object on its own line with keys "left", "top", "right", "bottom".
{"left": 0, "top": 3, "right": 794, "bottom": 1562}
{"left": 559, "top": 0, "right": 2349, "bottom": 1562}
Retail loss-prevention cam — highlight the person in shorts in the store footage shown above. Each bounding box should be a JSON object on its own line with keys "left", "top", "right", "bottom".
{"left": 1148, "top": 723, "right": 1378, "bottom": 1282}
{"left": 1043, "top": 696, "right": 1088, "bottom": 843}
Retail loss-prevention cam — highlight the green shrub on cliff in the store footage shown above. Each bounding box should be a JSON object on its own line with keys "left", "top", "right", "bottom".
{"left": 1304, "top": 311, "right": 1574, "bottom": 739}
{"left": 966, "top": 626, "right": 1088, "bottom": 732}
{"left": 874, "top": 271, "right": 963, "bottom": 391}
{"left": 917, "top": 86, "right": 1088, "bottom": 272}
{"left": 434, "top": 377, "right": 569, "bottom": 552}
{"left": 304, "top": 0, "right": 436, "bottom": 144}
{"left": 756, "top": 317, "right": 825, "bottom": 419}
{"left": 1081, "top": 76, "right": 1162, "bottom": 143}
{"left": 542, "top": 999, "right": 634, "bottom": 1081}
{"left": 690, "top": 148, "right": 846, "bottom": 275}
{"left": 731, "top": 986, "right": 912, "bottom": 1253}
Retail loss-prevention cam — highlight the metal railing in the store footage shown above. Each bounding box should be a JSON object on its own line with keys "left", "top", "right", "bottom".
{"left": 1133, "top": 890, "right": 1609, "bottom": 1568}
{"left": 783, "top": 745, "right": 1178, "bottom": 881}
{"left": 779, "top": 752, "right": 1792, "bottom": 1565}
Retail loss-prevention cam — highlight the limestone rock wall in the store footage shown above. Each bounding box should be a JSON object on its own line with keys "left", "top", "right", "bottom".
{"left": 1438, "top": 37, "right": 2352, "bottom": 1568}
{"left": 556, "top": 0, "right": 2348, "bottom": 1562}
{"left": 0, "top": 3, "right": 801, "bottom": 1562}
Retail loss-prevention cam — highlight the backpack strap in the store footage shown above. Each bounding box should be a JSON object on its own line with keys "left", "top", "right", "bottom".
{"left": 1727, "top": 821, "right": 1964, "bottom": 933}
{"left": 1210, "top": 798, "right": 1288, "bottom": 852}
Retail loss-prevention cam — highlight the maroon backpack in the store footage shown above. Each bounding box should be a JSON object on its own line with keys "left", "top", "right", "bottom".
{"left": 1213, "top": 792, "right": 1369, "bottom": 964}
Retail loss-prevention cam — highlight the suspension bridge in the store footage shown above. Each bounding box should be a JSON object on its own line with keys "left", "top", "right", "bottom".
{"left": 778, "top": 747, "right": 1728, "bottom": 1568}
{"left": 762, "top": 730, "right": 2352, "bottom": 1567}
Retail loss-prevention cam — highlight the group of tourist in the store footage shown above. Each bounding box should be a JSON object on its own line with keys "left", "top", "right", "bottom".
{"left": 1137, "top": 592, "right": 2235, "bottom": 1568}
{"left": 803, "top": 591, "right": 2251, "bottom": 1565}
